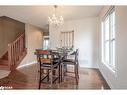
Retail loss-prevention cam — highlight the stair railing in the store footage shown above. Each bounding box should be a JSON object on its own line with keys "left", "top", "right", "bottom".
{"left": 8, "top": 33, "right": 25, "bottom": 70}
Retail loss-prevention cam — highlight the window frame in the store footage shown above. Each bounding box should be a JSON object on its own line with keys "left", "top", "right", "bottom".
{"left": 102, "top": 7, "right": 116, "bottom": 71}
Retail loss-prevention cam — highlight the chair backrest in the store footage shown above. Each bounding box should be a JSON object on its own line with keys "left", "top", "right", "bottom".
{"left": 35, "top": 49, "right": 61, "bottom": 65}
{"left": 51, "top": 51, "right": 61, "bottom": 63}
{"left": 35, "top": 49, "right": 53, "bottom": 65}
{"left": 51, "top": 51, "right": 60, "bottom": 58}
{"left": 66, "top": 49, "right": 79, "bottom": 62}
{"left": 75, "top": 49, "right": 79, "bottom": 62}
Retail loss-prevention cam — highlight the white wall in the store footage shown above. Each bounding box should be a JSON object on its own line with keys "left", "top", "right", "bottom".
{"left": 98, "top": 6, "right": 127, "bottom": 89}
{"left": 49, "top": 17, "right": 99, "bottom": 68}
{"left": 18, "top": 24, "right": 43, "bottom": 67}
{"left": 49, "top": 25, "right": 61, "bottom": 49}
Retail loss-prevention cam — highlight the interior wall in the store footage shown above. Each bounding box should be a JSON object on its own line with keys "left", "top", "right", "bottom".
{"left": 18, "top": 24, "right": 43, "bottom": 67}
{"left": 49, "top": 17, "right": 99, "bottom": 68}
{"left": 0, "top": 16, "right": 25, "bottom": 57}
{"left": 49, "top": 25, "right": 61, "bottom": 49}
{"left": 98, "top": 6, "right": 127, "bottom": 89}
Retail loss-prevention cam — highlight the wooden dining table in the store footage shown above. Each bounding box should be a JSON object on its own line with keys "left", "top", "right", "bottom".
{"left": 35, "top": 48, "right": 75, "bottom": 84}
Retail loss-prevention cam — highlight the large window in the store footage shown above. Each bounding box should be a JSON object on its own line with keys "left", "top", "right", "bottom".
{"left": 102, "top": 7, "right": 116, "bottom": 71}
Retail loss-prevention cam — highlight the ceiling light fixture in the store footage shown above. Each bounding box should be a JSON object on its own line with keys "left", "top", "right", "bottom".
{"left": 48, "top": 5, "right": 64, "bottom": 26}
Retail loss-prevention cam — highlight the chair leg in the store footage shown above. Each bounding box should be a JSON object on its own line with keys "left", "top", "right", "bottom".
{"left": 77, "top": 65, "right": 79, "bottom": 79}
{"left": 61, "top": 63, "right": 64, "bottom": 82}
{"left": 50, "top": 68, "right": 53, "bottom": 88}
{"left": 60, "top": 64, "right": 62, "bottom": 82}
{"left": 47, "top": 69, "right": 49, "bottom": 82}
{"left": 77, "top": 62, "right": 79, "bottom": 79}
{"left": 74, "top": 64, "right": 78, "bottom": 84}
{"left": 38, "top": 68, "right": 41, "bottom": 89}
{"left": 64, "top": 64, "right": 67, "bottom": 76}
{"left": 58, "top": 64, "right": 61, "bottom": 83}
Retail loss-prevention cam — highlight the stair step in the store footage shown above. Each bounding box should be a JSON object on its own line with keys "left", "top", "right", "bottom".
{"left": 1, "top": 52, "right": 8, "bottom": 60}
{"left": 0, "top": 49, "right": 27, "bottom": 71}
{"left": 0, "top": 59, "right": 9, "bottom": 70}
{"left": 0, "top": 52, "right": 9, "bottom": 70}
{"left": 0, "top": 59, "right": 8, "bottom": 66}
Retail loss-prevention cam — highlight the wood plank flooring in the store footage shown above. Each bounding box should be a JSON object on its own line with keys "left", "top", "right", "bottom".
{"left": 0, "top": 63, "right": 110, "bottom": 89}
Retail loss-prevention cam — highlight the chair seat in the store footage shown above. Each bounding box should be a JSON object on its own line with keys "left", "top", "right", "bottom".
{"left": 40, "top": 59, "right": 51, "bottom": 64}
{"left": 42, "top": 61, "right": 59, "bottom": 65}
{"left": 41, "top": 61, "right": 59, "bottom": 68}
{"left": 63, "top": 59, "right": 75, "bottom": 64}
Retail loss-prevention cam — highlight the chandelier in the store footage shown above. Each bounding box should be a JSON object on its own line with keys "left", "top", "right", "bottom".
{"left": 48, "top": 5, "right": 64, "bottom": 26}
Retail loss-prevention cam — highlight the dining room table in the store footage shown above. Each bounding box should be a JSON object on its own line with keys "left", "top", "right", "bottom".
{"left": 35, "top": 47, "right": 75, "bottom": 84}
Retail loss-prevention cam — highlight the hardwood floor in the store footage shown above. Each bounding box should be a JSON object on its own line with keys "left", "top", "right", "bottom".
{"left": 0, "top": 63, "right": 110, "bottom": 89}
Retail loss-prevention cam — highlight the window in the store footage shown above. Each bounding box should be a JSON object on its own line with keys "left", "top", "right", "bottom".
{"left": 102, "top": 7, "right": 116, "bottom": 71}
{"left": 43, "top": 36, "right": 49, "bottom": 50}
{"left": 60, "top": 31, "right": 74, "bottom": 48}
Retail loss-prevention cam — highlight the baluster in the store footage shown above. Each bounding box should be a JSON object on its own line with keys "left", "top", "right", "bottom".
{"left": 15, "top": 42, "right": 17, "bottom": 63}
{"left": 19, "top": 36, "right": 21, "bottom": 55}
{"left": 14, "top": 44, "right": 16, "bottom": 66}
{"left": 14, "top": 42, "right": 16, "bottom": 65}
{"left": 18, "top": 39, "right": 20, "bottom": 60}
{"left": 19, "top": 37, "right": 21, "bottom": 54}
{"left": 15, "top": 42, "right": 16, "bottom": 62}
{"left": 23, "top": 34, "right": 25, "bottom": 51}
{"left": 15, "top": 40, "right": 18, "bottom": 63}
{"left": 16, "top": 41, "right": 18, "bottom": 62}
{"left": 11, "top": 45, "right": 13, "bottom": 68}
{"left": 16, "top": 39, "right": 19, "bottom": 63}
{"left": 8, "top": 44, "right": 11, "bottom": 69}
{"left": 20, "top": 36, "right": 22, "bottom": 53}
{"left": 21, "top": 35, "right": 23, "bottom": 53}
{"left": 17, "top": 40, "right": 19, "bottom": 61}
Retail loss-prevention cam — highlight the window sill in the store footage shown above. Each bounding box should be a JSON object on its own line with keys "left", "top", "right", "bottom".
{"left": 102, "top": 61, "right": 117, "bottom": 76}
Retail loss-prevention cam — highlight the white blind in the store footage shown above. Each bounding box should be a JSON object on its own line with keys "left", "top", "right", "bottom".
{"left": 60, "top": 31, "right": 74, "bottom": 48}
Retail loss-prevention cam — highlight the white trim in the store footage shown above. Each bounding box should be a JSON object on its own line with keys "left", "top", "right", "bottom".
{"left": 17, "top": 61, "right": 37, "bottom": 69}
{"left": 0, "top": 70, "right": 11, "bottom": 79}
{"left": 99, "top": 65, "right": 114, "bottom": 89}
{"left": 103, "top": 62, "right": 116, "bottom": 74}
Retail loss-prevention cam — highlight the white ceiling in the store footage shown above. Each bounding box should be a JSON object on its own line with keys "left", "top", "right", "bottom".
{"left": 0, "top": 6, "right": 103, "bottom": 29}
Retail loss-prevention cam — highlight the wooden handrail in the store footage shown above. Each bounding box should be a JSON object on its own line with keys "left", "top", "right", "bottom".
{"left": 8, "top": 33, "right": 25, "bottom": 69}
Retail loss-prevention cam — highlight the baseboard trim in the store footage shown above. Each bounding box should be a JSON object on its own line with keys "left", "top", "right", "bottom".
{"left": 0, "top": 70, "right": 11, "bottom": 79}
{"left": 17, "top": 61, "right": 37, "bottom": 69}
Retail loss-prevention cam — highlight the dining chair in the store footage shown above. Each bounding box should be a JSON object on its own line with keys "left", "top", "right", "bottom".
{"left": 62, "top": 49, "right": 79, "bottom": 84}
{"left": 35, "top": 49, "right": 60, "bottom": 89}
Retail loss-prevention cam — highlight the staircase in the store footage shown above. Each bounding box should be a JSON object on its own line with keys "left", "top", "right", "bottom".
{"left": 0, "top": 33, "right": 27, "bottom": 71}
{"left": 0, "top": 52, "right": 8, "bottom": 70}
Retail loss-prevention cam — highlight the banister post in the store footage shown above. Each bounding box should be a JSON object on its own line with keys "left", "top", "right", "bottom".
{"left": 8, "top": 44, "right": 12, "bottom": 70}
